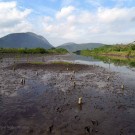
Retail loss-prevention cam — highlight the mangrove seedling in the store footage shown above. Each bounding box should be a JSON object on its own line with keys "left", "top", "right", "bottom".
{"left": 36, "top": 71, "right": 38, "bottom": 76}
{"left": 107, "top": 76, "right": 110, "bottom": 81}
{"left": 21, "top": 79, "right": 23, "bottom": 85}
{"left": 78, "top": 97, "right": 82, "bottom": 105}
{"left": 121, "top": 84, "right": 124, "bottom": 90}
{"left": 21, "top": 78, "right": 25, "bottom": 85}
{"left": 70, "top": 75, "right": 73, "bottom": 80}
{"left": 13, "top": 67, "right": 15, "bottom": 72}
{"left": 73, "top": 81, "right": 76, "bottom": 88}
{"left": 91, "top": 120, "right": 98, "bottom": 126}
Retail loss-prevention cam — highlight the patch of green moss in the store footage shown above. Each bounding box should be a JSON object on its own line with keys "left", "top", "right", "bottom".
{"left": 51, "top": 61, "right": 72, "bottom": 65}
{"left": 28, "top": 62, "right": 45, "bottom": 65}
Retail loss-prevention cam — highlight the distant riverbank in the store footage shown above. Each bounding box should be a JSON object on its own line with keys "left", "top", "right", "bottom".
{"left": 75, "top": 44, "right": 135, "bottom": 67}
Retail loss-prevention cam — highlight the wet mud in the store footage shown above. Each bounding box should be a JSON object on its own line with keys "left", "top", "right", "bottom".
{"left": 0, "top": 54, "right": 135, "bottom": 135}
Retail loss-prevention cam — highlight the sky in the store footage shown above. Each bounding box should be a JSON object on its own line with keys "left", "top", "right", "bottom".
{"left": 0, "top": 0, "right": 135, "bottom": 46}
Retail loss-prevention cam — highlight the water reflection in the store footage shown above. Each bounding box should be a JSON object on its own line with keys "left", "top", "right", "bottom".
{"left": 90, "top": 55, "right": 135, "bottom": 68}
{"left": 70, "top": 54, "right": 135, "bottom": 74}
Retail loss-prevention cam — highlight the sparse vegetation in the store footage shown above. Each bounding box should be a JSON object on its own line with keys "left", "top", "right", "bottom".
{"left": 29, "top": 62, "right": 45, "bottom": 65}
{"left": 51, "top": 61, "right": 72, "bottom": 65}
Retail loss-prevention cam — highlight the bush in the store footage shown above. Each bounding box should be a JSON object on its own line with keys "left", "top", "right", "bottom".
{"left": 131, "top": 45, "right": 135, "bottom": 50}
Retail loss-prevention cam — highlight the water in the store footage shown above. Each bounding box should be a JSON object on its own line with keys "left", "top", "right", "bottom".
{"left": 61, "top": 54, "right": 135, "bottom": 81}
{"left": 48, "top": 53, "right": 135, "bottom": 85}
{"left": 56, "top": 54, "right": 135, "bottom": 94}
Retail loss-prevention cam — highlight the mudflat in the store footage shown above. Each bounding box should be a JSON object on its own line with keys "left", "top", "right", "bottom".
{"left": 0, "top": 54, "right": 135, "bottom": 135}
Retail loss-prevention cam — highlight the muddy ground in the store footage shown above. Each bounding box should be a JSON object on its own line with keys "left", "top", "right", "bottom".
{"left": 0, "top": 54, "right": 135, "bottom": 135}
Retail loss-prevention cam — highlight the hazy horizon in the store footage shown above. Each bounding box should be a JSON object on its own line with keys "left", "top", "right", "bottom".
{"left": 0, "top": 0, "right": 135, "bottom": 46}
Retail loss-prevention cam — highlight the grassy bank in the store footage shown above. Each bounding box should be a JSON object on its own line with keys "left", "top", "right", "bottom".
{"left": 78, "top": 43, "right": 135, "bottom": 58}
{"left": 92, "top": 55, "right": 135, "bottom": 67}
{"left": 75, "top": 43, "right": 135, "bottom": 67}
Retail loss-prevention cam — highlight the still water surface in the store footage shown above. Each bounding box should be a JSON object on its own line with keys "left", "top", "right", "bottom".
{"left": 62, "top": 54, "right": 135, "bottom": 90}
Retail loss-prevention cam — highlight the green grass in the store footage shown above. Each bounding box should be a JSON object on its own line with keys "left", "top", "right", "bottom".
{"left": 28, "top": 62, "right": 45, "bottom": 65}
{"left": 51, "top": 61, "right": 72, "bottom": 65}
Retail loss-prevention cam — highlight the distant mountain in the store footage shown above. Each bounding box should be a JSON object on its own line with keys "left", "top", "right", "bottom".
{"left": 0, "top": 32, "right": 53, "bottom": 49}
{"left": 57, "top": 42, "right": 105, "bottom": 52}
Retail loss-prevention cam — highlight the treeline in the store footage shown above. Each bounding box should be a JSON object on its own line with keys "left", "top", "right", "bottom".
{"left": 91, "top": 44, "right": 135, "bottom": 52}
{"left": 0, "top": 47, "right": 68, "bottom": 54}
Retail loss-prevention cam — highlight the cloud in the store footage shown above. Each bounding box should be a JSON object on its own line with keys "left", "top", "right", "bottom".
{"left": 1, "top": 0, "right": 135, "bottom": 46}
{"left": 42, "top": 6, "right": 78, "bottom": 39}
{"left": 56, "top": 6, "right": 75, "bottom": 19}
{"left": 42, "top": 5, "right": 135, "bottom": 45}
{"left": 0, "top": 1, "right": 32, "bottom": 37}
{"left": 98, "top": 7, "right": 135, "bottom": 23}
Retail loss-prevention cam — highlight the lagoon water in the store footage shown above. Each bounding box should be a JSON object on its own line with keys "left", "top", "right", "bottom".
{"left": 59, "top": 54, "right": 135, "bottom": 95}
{"left": 65, "top": 53, "right": 135, "bottom": 80}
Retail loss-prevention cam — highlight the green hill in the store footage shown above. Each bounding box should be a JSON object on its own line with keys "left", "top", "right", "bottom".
{"left": 57, "top": 42, "right": 105, "bottom": 52}
{"left": 0, "top": 32, "right": 53, "bottom": 49}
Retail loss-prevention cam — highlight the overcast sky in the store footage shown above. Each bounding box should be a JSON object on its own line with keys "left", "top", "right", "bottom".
{"left": 0, "top": 0, "right": 135, "bottom": 46}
